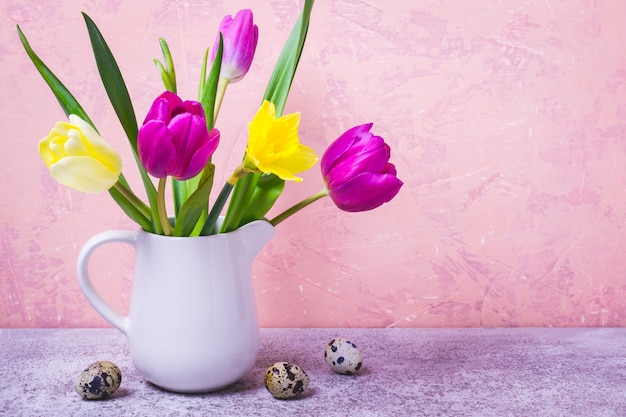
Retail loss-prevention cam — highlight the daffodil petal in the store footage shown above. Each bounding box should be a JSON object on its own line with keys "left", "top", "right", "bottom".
{"left": 245, "top": 101, "right": 318, "bottom": 181}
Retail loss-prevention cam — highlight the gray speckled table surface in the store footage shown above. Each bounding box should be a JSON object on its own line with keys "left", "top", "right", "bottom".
{"left": 1, "top": 328, "right": 625, "bottom": 416}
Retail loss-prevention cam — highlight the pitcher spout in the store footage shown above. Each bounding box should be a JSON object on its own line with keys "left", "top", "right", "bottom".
{"left": 233, "top": 219, "right": 275, "bottom": 259}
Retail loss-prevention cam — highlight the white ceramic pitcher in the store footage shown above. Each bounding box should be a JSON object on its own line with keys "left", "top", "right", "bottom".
{"left": 76, "top": 219, "right": 274, "bottom": 393}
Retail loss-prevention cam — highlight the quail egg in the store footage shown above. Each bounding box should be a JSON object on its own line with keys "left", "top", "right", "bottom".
{"left": 324, "top": 338, "right": 362, "bottom": 375}
{"left": 74, "top": 360, "right": 122, "bottom": 400}
{"left": 264, "top": 362, "right": 310, "bottom": 399}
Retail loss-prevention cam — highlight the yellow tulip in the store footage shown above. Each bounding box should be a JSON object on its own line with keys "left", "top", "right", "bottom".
{"left": 39, "top": 114, "right": 122, "bottom": 193}
{"left": 245, "top": 101, "right": 318, "bottom": 182}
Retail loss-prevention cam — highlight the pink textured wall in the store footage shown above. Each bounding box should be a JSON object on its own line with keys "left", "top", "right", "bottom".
{"left": 2, "top": 0, "right": 626, "bottom": 328}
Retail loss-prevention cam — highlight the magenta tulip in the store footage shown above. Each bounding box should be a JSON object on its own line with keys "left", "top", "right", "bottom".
{"left": 138, "top": 91, "right": 219, "bottom": 180}
{"left": 211, "top": 9, "right": 258, "bottom": 83}
{"left": 321, "top": 123, "right": 403, "bottom": 212}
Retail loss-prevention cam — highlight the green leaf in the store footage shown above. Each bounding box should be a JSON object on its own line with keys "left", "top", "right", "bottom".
{"left": 220, "top": 172, "right": 259, "bottom": 233}
{"left": 262, "top": 0, "right": 314, "bottom": 116}
{"left": 83, "top": 12, "right": 161, "bottom": 234}
{"left": 157, "top": 38, "right": 177, "bottom": 93}
{"left": 173, "top": 163, "right": 215, "bottom": 237}
{"left": 154, "top": 59, "right": 175, "bottom": 92}
{"left": 240, "top": 174, "right": 285, "bottom": 224}
{"left": 198, "top": 48, "right": 209, "bottom": 100}
{"left": 109, "top": 186, "right": 152, "bottom": 231}
{"left": 82, "top": 13, "right": 138, "bottom": 147}
{"left": 200, "top": 34, "right": 222, "bottom": 130}
{"left": 202, "top": 181, "right": 235, "bottom": 235}
{"left": 16, "top": 25, "right": 95, "bottom": 128}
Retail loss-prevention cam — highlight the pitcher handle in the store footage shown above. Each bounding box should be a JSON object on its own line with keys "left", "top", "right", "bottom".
{"left": 76, "top": 230, "right": 138, "bottom": 335}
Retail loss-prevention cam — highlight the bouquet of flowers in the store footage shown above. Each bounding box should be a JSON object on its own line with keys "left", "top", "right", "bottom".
{"left": 17, "top": 0, "right": 402, "bottom": 237}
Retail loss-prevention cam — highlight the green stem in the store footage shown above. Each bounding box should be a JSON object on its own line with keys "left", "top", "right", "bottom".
{"left": 269, "top": 187, "right": 329, "bottom": 226}
{"left": 157, "top": 177, "right": 172, "bottom": 236}
{"left": 113, "top": 181, "right": 152, "bottom": 220}
{"left": 201, "top": 182, "right": 234, "bottom": 235}
{"left": 220, "top": 170, "right": 258, "bottom": 233}
{"left": 199, "top": 164, "right": 254, "bottom": 235}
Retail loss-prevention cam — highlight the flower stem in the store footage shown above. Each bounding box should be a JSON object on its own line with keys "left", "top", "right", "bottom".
{"left": 112, "top": 181, "right": 152, "bottom": 220}
{"left": 201, "top": 182, "right": 234, "bottom": 235}
{"left": 157, "top": 177, "right": 172, "bottom": 236}
{"left": 110, "top": 181, "right": 153, "bottom": 231}
{"left": 270, "top": 187, "right": 329, "bottom": 226}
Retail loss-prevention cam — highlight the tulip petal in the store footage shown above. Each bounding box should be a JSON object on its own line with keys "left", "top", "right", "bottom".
{"left": 137, "top": 120, "right": 176, "bottom": 178}
{"left": 320, "top": 122, "right": 403, "bottom": 212}
{"left": 167, "top": 113, "right": 206, "bottom": 178}
{"left": 382, "top": 163, "right": 397, "bottom": 176}
{"left": 212, "top": 9, "right": 258, "bottom": 83}
{"left": 139, "top": 91, "right": 217, "bottom": 180}
{"left": 179, "top": 129, "right": 220, "bottom": 181}
{"left": 325, "top": 139, "right": 391, "bottom": 189}
{"left": 328, "top": 171, "right": 403, "bottom": 212}
{"left": 67, "top": 116, "right": 123, "bottom": 173}
{"left": 68, "top": 115, "right": 101, "bottom": 145}
{"left": 143, "top": 91, "right": 182, "bottom": 124}
{"left": 173, "top": 100, "right": 204, "bottom": 119}
{"left": 49, "top": 155, "right": 120, "bottom": 194}
{"left": 321, "top": 123, "right": 373, "bottom": 176}
{"left": 39, "top": 115, "right": 123, "bottom": 194}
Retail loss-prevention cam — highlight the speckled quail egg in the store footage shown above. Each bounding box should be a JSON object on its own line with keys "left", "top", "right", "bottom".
{"left": 324, "top": 338, "right": 363, "bottom": 375}
{"left": 74, "top": 360, "right": 122, "bottom": 400}
{"left": 264, "top": 362, "right": 310, "bottom": 399}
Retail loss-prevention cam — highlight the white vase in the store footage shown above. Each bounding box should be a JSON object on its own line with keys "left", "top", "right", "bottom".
{"left": 76, "top": 219, "right": 274, "bottom": 393}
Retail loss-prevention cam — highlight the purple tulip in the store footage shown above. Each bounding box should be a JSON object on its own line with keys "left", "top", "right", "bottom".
{"left": 138, "top": 91, "right": 219, "bottom": 180}
{"left": 321, "top": 123, "right": 403, "bottom": 212}
{"left": 211, "top": 9, "right": 258, "bottom": 83}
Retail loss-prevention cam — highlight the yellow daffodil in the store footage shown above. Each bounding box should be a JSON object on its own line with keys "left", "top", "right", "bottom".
{"left": 244, "top": 100, "right": 318, "bottom": 182}
{"left": 39, "top": 114, "right": 122, "bottom": 193}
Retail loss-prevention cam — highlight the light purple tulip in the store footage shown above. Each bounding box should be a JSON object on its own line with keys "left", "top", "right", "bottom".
{"left": 211, "top": 9, "right": 258, "bottom": 83}
{"left": 321, "top": 123, "right": 403, "bottom": 212}
{"left": 138, "top": 91, "right": 219, "bottom": 180}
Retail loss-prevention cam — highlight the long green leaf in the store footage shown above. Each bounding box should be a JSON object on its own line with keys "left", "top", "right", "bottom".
{"left": 200, "top": 34, "right": 223, "bottom": 131}
{"left": 82, "top": 12, "right": 138, "bottom": 146}
{"left": 16, "top": 25, "right": 94, "bottom": 128}
{"left": 198, "top": 48, "right": 210, "bottom": 101}
{"left": 83, "top": 12, "right": 161, "bottom": 234}
{"left": 263, "top": 0, "right": 314, "bottom": 116}
{"left": 109, "top": 187, "right": 153, "bottom": 230}
{"left": 202, "top": 182, "right": 235, "bottom": 235}
{"left": 173, "top": 163, "right": 215, "bottom": 237}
